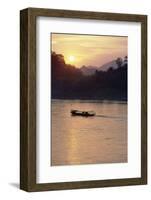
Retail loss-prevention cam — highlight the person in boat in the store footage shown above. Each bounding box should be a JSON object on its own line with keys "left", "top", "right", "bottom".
{"left": 71, "top": 110, "right": 95, "bottom": 116}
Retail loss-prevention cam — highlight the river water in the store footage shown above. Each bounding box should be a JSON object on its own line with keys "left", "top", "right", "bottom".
{"left": 51, "top": 99, "right": 127, "bottom": 166}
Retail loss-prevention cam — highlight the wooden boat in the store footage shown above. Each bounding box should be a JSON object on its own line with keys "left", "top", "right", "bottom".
{"left": 71, "top": 110, "right": 95, "bottom": 117}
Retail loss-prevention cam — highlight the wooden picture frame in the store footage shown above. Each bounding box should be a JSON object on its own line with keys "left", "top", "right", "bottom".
{"left": 20, "top": 7, "right": 147, "bottom": 192}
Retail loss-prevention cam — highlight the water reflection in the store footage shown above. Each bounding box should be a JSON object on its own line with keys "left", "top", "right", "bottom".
{"left": 51, "top": 100, "right": 127, "bottom": 166}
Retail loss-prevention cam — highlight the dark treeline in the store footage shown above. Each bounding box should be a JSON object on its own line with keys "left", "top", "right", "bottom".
{"left": 51, "top": 52, "right": 127, "bottom": 101}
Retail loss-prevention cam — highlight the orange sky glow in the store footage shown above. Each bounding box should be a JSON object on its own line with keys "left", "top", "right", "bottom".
{"left": 51, "top": 33, "right": 128, "bottom": 68}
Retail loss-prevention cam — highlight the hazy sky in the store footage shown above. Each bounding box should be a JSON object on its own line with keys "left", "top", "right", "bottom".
{"left": 51, "top": 33, "right": 127, "bottom": 68}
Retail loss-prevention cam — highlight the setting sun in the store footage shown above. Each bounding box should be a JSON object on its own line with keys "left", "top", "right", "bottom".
{"left": 68, "top": 55, "right": 75, "bottom": 63}
{"left": 52, "top": 33, "right": 127, "bottom": 68}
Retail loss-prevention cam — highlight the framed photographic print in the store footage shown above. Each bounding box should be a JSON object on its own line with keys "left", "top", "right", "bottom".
{"left": 20, "top": 8, "right": 147, "bottom": 191}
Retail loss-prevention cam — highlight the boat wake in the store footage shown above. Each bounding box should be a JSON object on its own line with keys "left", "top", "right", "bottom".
{"left": 96, "top": 115, "right": 126, "bottom": 120}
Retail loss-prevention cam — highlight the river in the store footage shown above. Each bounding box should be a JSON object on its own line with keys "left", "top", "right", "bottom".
{"left": 51, "top": 99, "right": 127, "bottom": 166}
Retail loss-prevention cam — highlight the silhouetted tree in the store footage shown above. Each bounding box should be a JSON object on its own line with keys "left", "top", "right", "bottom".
{"left": 108, "top": 67, "right": 113, "bottom": 72}
{"left": 51, "top": 52, "right": 127, "bottom": 101}
{"left": 51, "top": 51, "right": 82, "bottom": 80}
{"left": 124, "top": 56, "right": 127, "bottom": 62}
{"left": 116, "top": 57, "right": 123, "bottom": 68}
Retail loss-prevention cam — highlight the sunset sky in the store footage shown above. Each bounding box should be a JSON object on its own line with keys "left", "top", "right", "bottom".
{"left": 51, "top": 33, "right": 127, "bottom": 68}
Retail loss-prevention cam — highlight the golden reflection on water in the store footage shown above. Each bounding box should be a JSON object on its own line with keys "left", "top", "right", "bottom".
{"left": 67, "top": 128, "right": 81, "bottom": 165}
{"left": 51, "top": 100, "right": 127, "bottom": 166}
